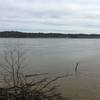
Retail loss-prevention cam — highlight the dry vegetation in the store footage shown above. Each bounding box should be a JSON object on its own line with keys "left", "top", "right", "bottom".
{"left": 0, "top": 49, "right": 71, "bottom": 100}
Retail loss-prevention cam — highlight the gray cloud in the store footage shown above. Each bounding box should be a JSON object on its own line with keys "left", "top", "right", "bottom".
{"left": 0, "top": 0, "right": 100, "bottom": 33}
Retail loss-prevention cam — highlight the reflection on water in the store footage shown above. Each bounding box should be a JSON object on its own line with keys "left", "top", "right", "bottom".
{"left": 0, "top": 38, "right": 100, "bottom": 99}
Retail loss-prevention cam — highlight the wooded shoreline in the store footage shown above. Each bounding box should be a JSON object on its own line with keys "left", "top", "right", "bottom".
{"left": 0, "top": 31, "right": 100, "bottom": 38}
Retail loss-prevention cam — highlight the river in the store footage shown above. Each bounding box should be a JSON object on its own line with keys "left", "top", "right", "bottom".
{"left": 0, "top": 38, "right": 100, "bottom": 100}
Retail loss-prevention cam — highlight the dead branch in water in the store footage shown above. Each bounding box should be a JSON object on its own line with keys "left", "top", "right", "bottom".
{"left": 0, "top": 49, "right": 71, "bottom": 100}
{"left": 75, "top": 62, "right": 80, "bottom": 73}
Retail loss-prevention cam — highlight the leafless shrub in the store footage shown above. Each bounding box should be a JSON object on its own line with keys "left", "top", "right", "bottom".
{"left": 0, "top": 49, "right": 71, "bottom": 100}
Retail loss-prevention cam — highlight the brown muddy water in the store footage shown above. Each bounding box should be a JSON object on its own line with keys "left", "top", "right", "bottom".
{"left": 0, "top": 38, "right": 100, "bottom": 100}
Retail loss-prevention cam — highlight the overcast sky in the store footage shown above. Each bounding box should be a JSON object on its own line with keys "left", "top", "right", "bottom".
{"left": 0, "top": 0, "right": 100, "bottom": 33}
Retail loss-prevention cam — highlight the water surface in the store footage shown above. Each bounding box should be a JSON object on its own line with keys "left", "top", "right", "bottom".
{"left": 0, "top": 38, "right": 100, "bottom": 99}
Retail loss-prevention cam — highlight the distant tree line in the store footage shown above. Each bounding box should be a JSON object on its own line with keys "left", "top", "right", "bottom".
{"left": 0, "top": 31, "right": 67, "bottom": 38}
{"left": 67, "top": 34, "right": 100, "bottom": 38}
{"left": 0, "top": 31, "right": 100, "bottom": 38}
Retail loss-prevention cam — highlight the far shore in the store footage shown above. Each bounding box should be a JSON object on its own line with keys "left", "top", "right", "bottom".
{"left": 0, "top": 31, "right": 100, "bottom": 38}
